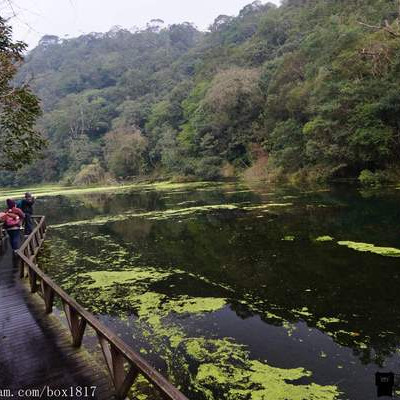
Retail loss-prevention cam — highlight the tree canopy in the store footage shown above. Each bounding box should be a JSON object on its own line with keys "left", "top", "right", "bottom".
{"left": 0, "top": 16, "right": 44, "bottom": 171}
{"left": 2, "top": 0, "right": 400, "bottom": 185}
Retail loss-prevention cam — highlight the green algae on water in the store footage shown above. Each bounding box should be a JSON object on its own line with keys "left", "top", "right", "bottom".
{"left": 51, "top": 204, "right": 241, "bottom": 228}
{"left": 293, "top": 306, "right": 313, "bottom": 317}
{"left": 0, "top": 181, "right": 224, "bottom": 202}
{"left": 75, "top": 264, "right": 339, "bottom": 400}
{"left": 338, "top": 241, "right": 400, "bottom": 257}
{"left": 77, "top": 268, "right": 228, "bottom": 349}
{"left": 282, "top": 235, "right": 295, "bottom": 241}
{"left": 171, "top": 297, "right": 226, "bottom": 314}
{"left": 244, "top": 203, "right": 293, "bottom": 211}
{"left": 81, "top": 269, "right": 174, "bottom": 289}
{"left": 43, "top": 228, "right": 340, "bottom": 400}
{"left": 180, "top": 338, "right": 340, "bottom": 400}
{"left": 146, "top": 204, "right": 239, "bottom": 220}
{"left": 316, "top": 317, "right": 343, "bottom": 330}
{"left": 315, "top": 236, "right": 334, "bottom": 242}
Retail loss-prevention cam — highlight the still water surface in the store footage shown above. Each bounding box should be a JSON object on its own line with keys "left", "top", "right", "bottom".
{"left": 35, "top": 181, "right": 400, "bottom": 400}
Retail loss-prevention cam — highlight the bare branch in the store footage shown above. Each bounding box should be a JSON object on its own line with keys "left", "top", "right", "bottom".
{"left": 358, "top": 1, "right": 400, "bottom": 38}
{"left": 358, "top": 21, "right": 381, "bottom": 30}
{"left": 358, "top": 20, "right": 400, "bottom": 37}
{"left": 5, "top": 0, "right": 16, "bottom": 17}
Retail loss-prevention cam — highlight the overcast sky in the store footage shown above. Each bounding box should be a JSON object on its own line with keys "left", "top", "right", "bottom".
{"left": 3, "top": 0, "right": 280, "bottom": 49}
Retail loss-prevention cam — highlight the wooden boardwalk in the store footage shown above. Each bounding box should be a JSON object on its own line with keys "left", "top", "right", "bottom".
{"left": 0, "top": 217, "right": 188, "bottom": 400}
{"left": 0, "top": 238, "right": 116, "bottom": 400}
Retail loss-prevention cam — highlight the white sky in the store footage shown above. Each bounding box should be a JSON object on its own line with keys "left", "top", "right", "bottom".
{"left": 3, "top": 0, "right": 280, "bottom": 49}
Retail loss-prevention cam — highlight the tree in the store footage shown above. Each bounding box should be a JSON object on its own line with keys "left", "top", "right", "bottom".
{"left": 0, "top": 17, "right": 45, "bottom": 170}
{"left": 4, "top": 0, "right": 400, "bottom": 184}
{"left": 209, "top": 15, "right": 234, "bottom": 32}
{"left": 73, "top": 159, "right": 105, "bottom": 186}
{"left": 104, "top": 129, "right": 148, "bottom": 178}
{"left": 198, "top": 67, "right": 263, "bottom": 162}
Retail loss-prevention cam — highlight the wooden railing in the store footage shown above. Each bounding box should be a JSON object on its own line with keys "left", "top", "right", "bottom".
{"left": 16, "top": 216, "right": 188, "bottom": 400}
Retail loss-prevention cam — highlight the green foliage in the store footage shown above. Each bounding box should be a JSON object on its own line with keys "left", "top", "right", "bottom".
{"left": 3, "top": 0, "right": 400, "bottom": 184}
{"left": 358, "top": 169, "right": 388, "bottom": 187}
{"left": 73, "top": 159, "right": 106, "bottom": 186}
{"left": 0, "top": 17, "right": 45, "bottom": 171}
{"left": 268, "top": 119, "right": 305, "bottom": 170}
{"left": 105, "top": 129, "right": 148, "bottom": 178}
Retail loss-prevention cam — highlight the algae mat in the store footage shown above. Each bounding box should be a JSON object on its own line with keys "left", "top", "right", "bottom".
{"left": 43, "top": 233, "right": 340, "bottom": 400}
{"left": 36, "top": 182, "right": 400, "bottom": 400}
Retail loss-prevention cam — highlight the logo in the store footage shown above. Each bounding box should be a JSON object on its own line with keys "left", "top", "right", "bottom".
{"left": 376, "top": 372, "right": 395, "bottom": 397}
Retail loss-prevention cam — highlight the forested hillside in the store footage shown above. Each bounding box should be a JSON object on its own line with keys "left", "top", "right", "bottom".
{"left": 3, "top": 0, "right": 400, "bottom": 186}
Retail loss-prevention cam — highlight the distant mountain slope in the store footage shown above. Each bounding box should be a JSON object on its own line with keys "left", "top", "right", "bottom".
{"left": 4, "top": 0, "right": 400, "bottom": 186}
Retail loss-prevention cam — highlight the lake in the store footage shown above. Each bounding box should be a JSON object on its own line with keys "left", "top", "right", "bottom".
{"left": 32, "top": 181, "right": 400, "bottom": 400}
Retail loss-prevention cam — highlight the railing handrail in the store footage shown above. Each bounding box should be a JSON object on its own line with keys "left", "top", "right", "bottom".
{"left": 18, "top": 215, "right": 45, "bottom": 253}
{"left": 16, "top": 216, "right": 188, "bottom": 400}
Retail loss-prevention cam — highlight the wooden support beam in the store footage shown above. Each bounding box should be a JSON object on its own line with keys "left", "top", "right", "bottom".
{"left": 41, "top": 280, "right": 55, "bottom": 314}
{"left": 117, "top": 364, "right": 140, "bottom": 400}
{"left": 98, "top": 333, "right": 114, "bottom": 379}
{"left": 111, "top": 344, "right": 125, "bottom": 389}
{"left": 19, "top": 258, "right": 25, "bottom": 279}
{"left": 29, "top": 241, "right": 34, "bottom": 257}
{"left": 97, "top": 333, "right": 140, "bottom": 400}
{"left": 28, "top": 268, "right": 38, "bottom": 293}
{"left": 34, "top": 231, "right": 39, "bottom": 248}
{"left": 63, "top": 302, "right": 87, "bottom": 347}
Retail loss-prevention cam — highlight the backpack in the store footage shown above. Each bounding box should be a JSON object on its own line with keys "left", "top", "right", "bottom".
{"left": 5, "top": 215, "right": 20, "bottom": 227}
{"left": 0, "top": 211, "right": 20, "bottom": 227}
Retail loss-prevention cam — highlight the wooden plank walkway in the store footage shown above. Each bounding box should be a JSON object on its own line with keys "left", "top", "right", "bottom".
{"left": 0, "top": 238, "right": 116, "bottom": 400}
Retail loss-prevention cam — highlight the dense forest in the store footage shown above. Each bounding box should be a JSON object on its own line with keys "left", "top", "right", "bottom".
{"left": 2, "top": 0, "right": 400, "bottom": 186}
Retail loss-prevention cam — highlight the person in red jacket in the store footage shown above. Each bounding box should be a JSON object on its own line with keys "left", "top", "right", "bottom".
{"left": 0, "top": 199, "right": 25, "bottom": 250}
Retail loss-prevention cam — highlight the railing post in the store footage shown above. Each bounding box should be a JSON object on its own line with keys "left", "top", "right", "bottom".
{"left": 97, "top": 333, "right": 140, "bottom": 400}
{"left": 19, "top": 259, "right": 25, "bottom": 278}
{"left": 29, "top": 241, "right": 34, "bottom": 259}
{"left": 111, "top": 345, "right": 126, "bottom": 390}
{"left": 34, "top": 231, "right": 39, "bottom": 248}
{"left": 116, "top": 364, "right": 140, "bottom": 400}
{"left": 41, "top": 281, "right": 55, "bottom": 314}
{"left": 28, "top": 268, "right": 38, "bottom": 293}
{"left": 21, "top": 248, "right": 29, "bottom": 278}
{"left": 63, "top": 302, "right": 87, "bottom": 347}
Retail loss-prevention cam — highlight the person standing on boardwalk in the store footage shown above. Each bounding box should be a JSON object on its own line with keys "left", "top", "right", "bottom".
{"left": 0, "top": 199, "right": 25, "bottom": 250}
{"left": 18, "top": 192, "right": 35, "bottom": 235}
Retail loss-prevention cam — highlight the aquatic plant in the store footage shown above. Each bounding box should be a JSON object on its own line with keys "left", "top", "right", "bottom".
{"left": 282, "top": 236, "right": 295, "bottom": 241}
{"left": 72, "top": 267, "right": 340, "bottom": 400}
{"left": 51, "top": 204, "right": 241, "bottom": 229}
{"left": 314, "top": 236, "right": 334, "bottom": 242}
{"left": 338, "top": 241, "right": 400, "bottom": 257}
{"left": 176, "top": 338, "right": 340, "bottom": 400}
{"left": 42, "top": 238, "right": 338, "bottom": 400}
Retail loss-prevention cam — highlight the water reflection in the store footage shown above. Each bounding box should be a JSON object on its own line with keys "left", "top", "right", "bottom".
{"left": 37, "top": 182, "right": 400, "bottom": 399}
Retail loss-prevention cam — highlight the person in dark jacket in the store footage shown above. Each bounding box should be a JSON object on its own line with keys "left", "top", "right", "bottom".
{"left": 18, "top": 192, "right": 35, "bottom": 235}
{"left": 1, "top": 199, "right": 25, "bottom": 250}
